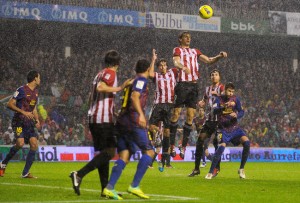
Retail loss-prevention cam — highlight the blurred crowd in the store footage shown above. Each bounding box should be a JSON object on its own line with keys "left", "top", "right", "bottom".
{"left": 13, "top": 0, "right": 300, "bottom": 20}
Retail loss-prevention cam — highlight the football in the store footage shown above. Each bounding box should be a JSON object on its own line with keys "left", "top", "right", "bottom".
{"left": 199, "top": 5, "right": 213, "bottom": 19}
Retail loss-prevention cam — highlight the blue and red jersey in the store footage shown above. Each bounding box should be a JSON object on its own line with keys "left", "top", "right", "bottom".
{"left": 12, "top": 85, "right": 38, "bottom": 125}
{"left": 118, "top": 76, "right": 148, "bottom": 129}
{"left": 213, "top": 95, "right": 244, "bottom": 132}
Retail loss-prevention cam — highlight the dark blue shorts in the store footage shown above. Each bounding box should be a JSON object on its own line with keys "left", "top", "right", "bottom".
{"left": 220, "top": 127, "right": 246, "bottom": 144}
{"left": 115, "top": 123, "right": 154, "bottom": 154}
{"left": 12, "top": 118, "right": 37, "bottom": 144}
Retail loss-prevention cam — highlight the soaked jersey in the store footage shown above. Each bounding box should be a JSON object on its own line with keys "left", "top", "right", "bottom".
{"left": 173, "top": 47, "right": 202, "bottom": 82}
{"left": 88, "top": 68, "right": 118, "bottom": 124}
{"left": 213, "top": 95, "right": 244, "bottom": 132}
{"left": 152, "top": 68, "right": 178, "bottom": 104}
{"left": 203, "top": 83, "right": 224, "bottom": 121}
{"left": 118, "top": 76, "right": 148, "bottom": 129}
{"left": 12, "top": 85, "right": 38, "bottom": 126}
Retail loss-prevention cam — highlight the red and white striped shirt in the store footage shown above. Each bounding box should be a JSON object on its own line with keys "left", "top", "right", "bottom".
{"left": 152, "top": 68, "right": 178, "bottom": 104}
{"left": 173, "top": 47, "right": 202, "bottom": 82}
{"left": 88, "top": 68, "right": 118, "bottom": 124}
{"left": 203, "top": 83, "right": 225, "bottom": 120}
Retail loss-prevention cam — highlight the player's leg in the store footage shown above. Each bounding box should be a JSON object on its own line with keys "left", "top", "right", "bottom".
{"left": 162, "top": 128, "right": 171, "bottom": 168}
{"left": 239, "top": 135, "right": 250, "bottom": 179}
{"left": 188, "top": 132, "right": 207, "bottom": 177}
{"left": 148, "top": 124, "right": 159, "bottom": 168}
{"left": 206, "top": 143, "right": 226, "bottom": 179}
{"left": 22, "top": 136, "right": 38, "bottom": 178}
{"left": 169, "top": 107, "right": 181, "bottom": 157}
{"left": 0, "top": 137, "right": 24, "bottom": 177}
{"left": 128, "top": 128, "right": 154, "bottom": 199}
{"left": 201, "top": 139, "right": 209, "bottom": 168}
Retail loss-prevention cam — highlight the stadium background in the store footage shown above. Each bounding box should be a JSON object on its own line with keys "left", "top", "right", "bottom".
{"left": 0, "top": 0, "right": 299, "bottom": 160}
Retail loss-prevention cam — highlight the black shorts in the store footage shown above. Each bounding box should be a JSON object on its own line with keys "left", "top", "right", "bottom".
{"left": 174, "top": 82, "right": 198, "bottom": 109}
{"left": 149, "top": 103, "right": 173, "bottom": 128}
{"left": 200, "top": 120, "right": 218, "bottom": 138}
{"left": 89, "top": 123, "right": 117, "bottom": 152}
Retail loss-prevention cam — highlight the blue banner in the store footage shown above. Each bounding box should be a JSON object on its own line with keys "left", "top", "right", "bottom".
{"left": 0, "top": 0, "right": 142, "bottom": 27}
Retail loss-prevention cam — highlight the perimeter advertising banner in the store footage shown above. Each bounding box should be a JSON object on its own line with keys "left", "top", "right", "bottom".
{"left": 221, "top": 18, "right": 270, "bottom": 35}
{"left": 269, "top": 11, "right": 300, "bottom": 36}
{"left": 1, "top": 146, "right": 300, "bottom": 162}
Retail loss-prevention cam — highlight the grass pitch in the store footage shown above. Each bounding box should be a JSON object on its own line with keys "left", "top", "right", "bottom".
{"left": 0, "top": 161, "right": 299, "bottom": 203}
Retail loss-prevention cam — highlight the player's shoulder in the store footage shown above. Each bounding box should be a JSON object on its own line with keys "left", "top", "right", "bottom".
{"left": 133, "top": 76, "right": 147, "bottom": 90}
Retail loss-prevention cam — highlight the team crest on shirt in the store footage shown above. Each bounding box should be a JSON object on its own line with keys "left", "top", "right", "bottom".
{"left": 136, "top": 80, "right": 145, "bottom": 89}
{"left": 13, "top": 91, "right": 19, "bottom": 97}
{"left": 104, "top": 73, "right": 111, "bottom": 80}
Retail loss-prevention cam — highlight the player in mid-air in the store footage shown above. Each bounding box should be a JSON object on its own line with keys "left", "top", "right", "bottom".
{"left": 0, "top": 70, "right": 41, "bottom": 178}
{"left": 169, "top": 31, "right": 228, "bottom": 159}
{"left": 69, "top": 50, "right": 132, "bottom": 196}
{"left": 102, "top": 52, "right": 156, "bottom": 200}
{"left": 189, "top": 69, "right": 224, "bottom": 177}
{"left": 205, "top": 82, "right": 250, "bottom": 179}
{"left": 148, "top": 57, "right": 178, "bottom": 171}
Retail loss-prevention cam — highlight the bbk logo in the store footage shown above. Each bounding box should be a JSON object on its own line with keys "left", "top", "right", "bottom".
{"left": 231, "top": 21, "right": 255, "bottom": 31}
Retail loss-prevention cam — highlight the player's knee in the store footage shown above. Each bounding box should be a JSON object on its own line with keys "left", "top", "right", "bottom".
{"left": 145, "top": 149, "right": 155, "bottom": 158}
{"left": 16, "top": 141, "right": 25, "bottom": 148}
{"left": 171, "top": 109, "right": 180, "bottom": 121}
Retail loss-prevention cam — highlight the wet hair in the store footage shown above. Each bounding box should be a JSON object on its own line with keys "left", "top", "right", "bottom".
{"left": 104, "top": 50, "right": 121, "bottom": 67}
{"left": 210, "top": 69, "right": 221, "bottom": 77}
{"left": 156, "top": 58, "right": 168, "bottom": 67}
{"left": 178, "top": 31, "right": 190, "bottom": 39}
{"left": 135, "top": 59, "right": 150, "bottom": 74}
{"left": 225, "top": 82, "right": 235, "bottom": 90}
{"left": 27, "top": 70, "right": 39, "bottom": 83}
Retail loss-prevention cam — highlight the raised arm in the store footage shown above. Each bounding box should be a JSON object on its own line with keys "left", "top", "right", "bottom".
{"left": 148, "top": 49, "right": 157, "bottom": 78}
{"left": 199, "top": 51, "right": 228, "bottom": 64}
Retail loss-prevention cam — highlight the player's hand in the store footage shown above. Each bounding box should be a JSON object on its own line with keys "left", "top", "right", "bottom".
{"left": 229, "top": 112, "right": 237, "bottom": 118}
{"left": 23, "top": 111, "right": 35, "bottom": 120}
{"left": 219, "top": 51, "right": 228, "bottom": 58}
{"left": 121, "top": 79, "right": 134, "bottom": 89}
{"left": 138, "top": 114, "right": 147, "bottom": 129}
{"left": 152, "top": 49, "right": 157, "bottom": 61}
{"left": 211, "top": 90, "right": 218, "bottom": 95}
{"left": 183, "top": 66, "right": 191, "bottom": 74}
{"left": 198, "top": 100, "right": 205, "bottom": 107}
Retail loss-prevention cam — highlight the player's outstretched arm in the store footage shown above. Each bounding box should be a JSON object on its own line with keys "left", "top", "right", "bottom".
{"left": 97, "top": 79, "right": 132, "bottom": 93}
{"left": 199, "top": 51, "right": 228, "bottom": 64}
{"left": 149, "top": 49, "right": 157, "bottom": 78}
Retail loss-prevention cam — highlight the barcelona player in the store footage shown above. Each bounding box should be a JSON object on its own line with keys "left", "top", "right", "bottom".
{"left": 205, "top": 82, "right": 250, "bottom": 179}
{"left": 0, "top": 70, "right": 41, "bottom": 178}
{"left": 103, "top": 52, "right": 156, "bottom": 200}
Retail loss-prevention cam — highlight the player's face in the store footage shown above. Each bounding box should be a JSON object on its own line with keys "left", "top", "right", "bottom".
{"left": 35, "top": 74, "right": 41, "bottom": 86}
{"left": 179, "top": 33, "right": 191, "bottom": 47}
{"left": 158, "top": 61, "right": 167, "bottom": 74}
{"left": 225, "top": 88, "right": 235, "bottom": 97}
{"left": 198, "top": 108, "right": 205, "bottom": 117}
{"left": 210, "top": 72, "right": 220, "bottom": 84}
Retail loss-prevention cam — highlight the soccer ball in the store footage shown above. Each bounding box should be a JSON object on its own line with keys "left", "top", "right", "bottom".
{"left": 199, "top": 5, "right": 213, "bottom": 19}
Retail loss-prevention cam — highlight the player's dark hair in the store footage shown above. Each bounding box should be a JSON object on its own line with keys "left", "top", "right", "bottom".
{"left": 210, "top": 69, "right": 221, "bottom": 77}
{"left": 225, "top": 82, "right": 235, "bottom": 90}
{"left": 156, "top": 58, "right": 168, "bottom": 67}
{"left": 27, "top": 70, "right": 39, "bottom": 83}
{"left": 104, "top": 50, "right": 121, "bottom": 67}
{"left": 135, "top": 59, "right": 150, "bottom": 74}
{"left": 178, "top": 31, "right": 190, "bottom": 39}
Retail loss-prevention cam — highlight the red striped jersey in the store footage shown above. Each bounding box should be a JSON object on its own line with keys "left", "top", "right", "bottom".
{"left": 173, "top": 47, "right": 202, "bottom": 82}
{"left": 203, "top": 83, "right": 225, "bottom": 120}
{"left": 88, "top": 68, "right": 118, "bottom": 124}
{"left": 152, "top": 68, "right": 178, "bottom": 104}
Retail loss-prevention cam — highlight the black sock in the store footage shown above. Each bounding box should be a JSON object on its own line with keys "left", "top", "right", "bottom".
{"left": 3, "top": 146, "right": 19, "bottom": 165}
{"left": 77, "top": 152, "right": 111, "bottom": 178}
{"left": 169, "top": 122, "right": 178, "bottom": 146}
{"left": 98, "top": 160, "right": 109, "bottom": 192}
{"left": 195, "top": 139, "right": 204, "bottom": 171}
{"left": 240, "top": 141, "right": 250, "bottom": 169}
{"left": 162, "top": 136, "right": 170, "bottom": 153}
{"left": 166, "top": 154, "right": 171, "bottom": 166}
{"left": 182, "top": 123, "right": 192, "bottom": 147}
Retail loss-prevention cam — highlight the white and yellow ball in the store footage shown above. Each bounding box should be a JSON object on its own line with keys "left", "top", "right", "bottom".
{"left": 199, "top": 5, "right": 213, "bottom": 19}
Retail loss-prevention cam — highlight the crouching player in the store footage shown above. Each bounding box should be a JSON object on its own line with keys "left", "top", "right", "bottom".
{"left": 205, "top": 82, "right": 250, "bottom": 179}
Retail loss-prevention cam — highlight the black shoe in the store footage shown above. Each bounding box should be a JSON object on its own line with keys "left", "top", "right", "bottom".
{"left": 70, "top": 171, "right": 82, "bottom": 195}
{"left": 170, "top": 146, "right": 176, "bottom": 157}
{"left": 188, "top": 169, "right": 200, "bottom": 177}
{"left": 179, "top": 146, "right": 186, "bottom": 159}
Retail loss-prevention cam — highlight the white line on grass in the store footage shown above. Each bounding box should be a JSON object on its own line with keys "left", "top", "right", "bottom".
{"left": 0, "top": 182, "right": 199, "bottom": 202}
